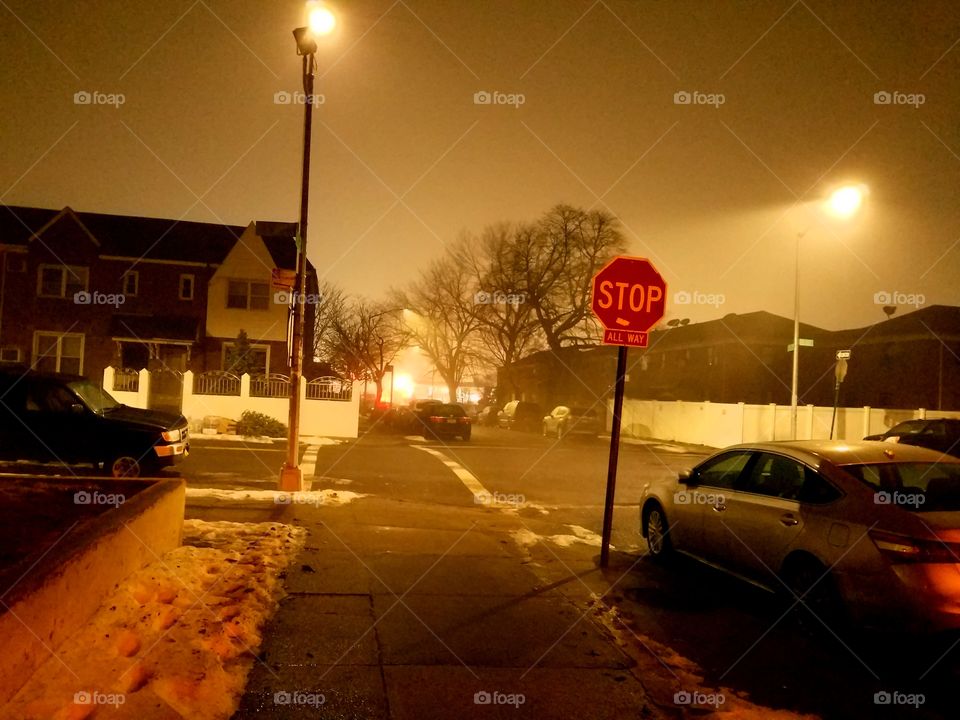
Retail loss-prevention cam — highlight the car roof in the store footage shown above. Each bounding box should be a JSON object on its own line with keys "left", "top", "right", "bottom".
{"left": 722, "top": 440, "right": 960, "bottom": 466}
{"left": 0, "top": 367, "right": 84, "bottom": 384}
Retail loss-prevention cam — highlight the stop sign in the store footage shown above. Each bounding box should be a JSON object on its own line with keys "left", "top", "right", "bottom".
{"left": 590, "top": 256, "right": 667, "bottom": 347}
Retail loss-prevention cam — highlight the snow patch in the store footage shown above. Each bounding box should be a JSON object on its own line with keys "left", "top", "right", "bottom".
{"left": 185, "top": 487, "right": 366, "bottom": 506}
{"left": 511, "top": 525, "right": 607, "bottom": 549}
{"left": 299, "top": 436, "right": 343, "bottom": 446}
{"left": 3, "top": 520, "right": 306, "bottom": 720}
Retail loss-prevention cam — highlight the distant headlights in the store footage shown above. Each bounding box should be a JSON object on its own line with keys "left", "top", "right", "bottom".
{"left": 161, "top": 428, "right": 182, "bottom": 443}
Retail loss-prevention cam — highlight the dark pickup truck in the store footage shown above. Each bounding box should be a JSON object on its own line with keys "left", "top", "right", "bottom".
{"left": 0, "top": 367, "right": 188, "bottom": 477}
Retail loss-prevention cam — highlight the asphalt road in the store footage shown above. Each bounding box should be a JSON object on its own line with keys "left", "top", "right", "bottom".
{"left": 176, "top": 426, "right": 960, "bottom": 720}
{"left": 9, "top": 427, "right": 960, "bottom": 718}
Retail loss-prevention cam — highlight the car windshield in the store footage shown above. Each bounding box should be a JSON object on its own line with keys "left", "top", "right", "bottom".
{"left": 889, "top": 421, "right": 927, "bottom": 435}
{"left": 842, "top": 462, "right": 960, "bottom": 512}
{"left": 571, "top": 407, "right": 596, "bottom": 417}
{"left": 68, "top": 379, "right": 120, "bottom": 414}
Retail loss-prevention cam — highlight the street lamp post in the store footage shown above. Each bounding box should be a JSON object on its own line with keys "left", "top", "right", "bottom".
{"left": 280, "top": 3, "right": 336, "bottom": 492}
{"left": 788, "top": 184, "right": 866, "bottom": 440}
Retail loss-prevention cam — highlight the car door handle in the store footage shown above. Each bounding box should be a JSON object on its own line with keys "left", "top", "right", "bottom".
{"left": 711, "top": 503, "right": 726, "bottom": 512}
{"left": 780, "top": 514, "right": 799, "bottom": 527}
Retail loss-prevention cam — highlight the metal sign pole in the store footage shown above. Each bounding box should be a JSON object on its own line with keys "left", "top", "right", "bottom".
{"left": 600, "top": 345, "right": 628, "bottom": 568}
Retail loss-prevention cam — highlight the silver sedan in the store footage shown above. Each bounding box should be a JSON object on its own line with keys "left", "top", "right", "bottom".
{"left": 639, "top": 440, "right": 960, "bottom": 632}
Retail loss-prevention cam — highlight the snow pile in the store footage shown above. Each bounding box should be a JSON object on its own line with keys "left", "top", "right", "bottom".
{"left": 511, "top": 524, "right": 607, "bottom": 549}
{"left": 2, "top": 520, "right": 306, "bottom": 720}
{"left": 185, "top": 487, "right": 366, "bottom": 506}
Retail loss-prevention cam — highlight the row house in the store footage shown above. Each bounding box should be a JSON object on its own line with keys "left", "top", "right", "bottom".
{"left": 504, "top": 306, "right": 960, "bottom": 412}
{"left": 0, "top": 205, "right": 320, "bottom": 404}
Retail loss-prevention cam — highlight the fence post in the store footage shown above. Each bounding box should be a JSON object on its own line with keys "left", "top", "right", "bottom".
{"left": 918, "top": 407, "right": 927, "bottom": 420}
{"left": 805, "top": 404, "right": 815, "bottom": 440}
{"left": 137, "top": 369, "right": 150, "bottom": 408}
{"left": 240, "top": 373, "right": 251, "bottom": 399}
{"left": 769, "top": 403, "right": 777, "bottom": 441}
{"left": 863, "top": 406, "right": 871, "bottom": 437}
{"left": 738, "top": 402, "right": 746, "bottom": 443}
{"left": 182, "top": 371, "right": 194, "bottom": 419}
{"left": 103, "top": 366, "right": 115, "bottom": 392}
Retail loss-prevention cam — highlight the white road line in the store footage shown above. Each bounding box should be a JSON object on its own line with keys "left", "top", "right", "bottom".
{"left": 414, "top": 445, "right": 491, "bottom": 503}
{"left": 301, "top": 444, "right": 320, "bottom": 485}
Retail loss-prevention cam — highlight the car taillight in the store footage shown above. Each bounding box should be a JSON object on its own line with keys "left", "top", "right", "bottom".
{"left": 429, "top": 416, "right": 443, "bottom": 422}
{"left": 869, "top": 529, "right": 960, "bottom": 564}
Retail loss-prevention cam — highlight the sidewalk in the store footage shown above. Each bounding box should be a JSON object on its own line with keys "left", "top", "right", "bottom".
{"left": 229, "top": 495, "right": 666, "bottom": 720}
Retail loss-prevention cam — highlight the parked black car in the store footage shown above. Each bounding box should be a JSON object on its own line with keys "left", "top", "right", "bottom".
{"left": 413, "top": 403, "right": 472, "bottom": 441}
{"left": 476, "top": 405, "right": 500, "bottom": 427}
{"left": 864, "top": 419, "right": 960, "bottom": 457}
{"left": 0, "top": 368, "right": 189, "bottom": 477}
{"left": 498, "top": 400, "right": 544, "bottom": 432}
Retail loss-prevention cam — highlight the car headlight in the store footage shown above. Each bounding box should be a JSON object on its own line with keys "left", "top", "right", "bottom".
{"left": 161, "top": 428, "right": 182, "bottom": 442}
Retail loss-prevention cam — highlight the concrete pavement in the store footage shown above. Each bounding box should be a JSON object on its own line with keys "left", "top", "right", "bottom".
{"left": 229, "top": 493, "right": 666, "bottom": 720}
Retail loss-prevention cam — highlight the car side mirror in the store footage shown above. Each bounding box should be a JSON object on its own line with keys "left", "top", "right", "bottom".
{"left": 678, "top": 469, "right": 696, "bottom": 485}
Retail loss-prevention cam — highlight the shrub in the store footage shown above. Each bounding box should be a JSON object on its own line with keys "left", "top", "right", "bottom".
{"left": 235, "top": 411, "right": 287, "bottom": 438}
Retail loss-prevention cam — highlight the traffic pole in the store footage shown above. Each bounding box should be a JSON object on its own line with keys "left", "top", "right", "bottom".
{"left": 600, "top": 345, "right": 628, "bottom": 568}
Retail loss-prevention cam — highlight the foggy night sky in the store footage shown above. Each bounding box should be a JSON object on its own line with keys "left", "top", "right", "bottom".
{"left": 2, "top": 0, "right": 959, "bottom": 330}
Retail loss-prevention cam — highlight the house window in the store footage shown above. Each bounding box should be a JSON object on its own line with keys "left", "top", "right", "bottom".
{"left": 37, "top": 265, "right": 88, "bottom": 298}
{"left": 179, "top": 274, "right": 195, "bottom": 300}
{"left": 222, "top": 343, "right": 270, "bottom": 375}
{"left": 226, "top": 280, "right": 270, "bottom": 310}
{"left": 0, "top": 347, "right": 21, "bottom": 363}
{"left": 5, "top": 255, "right": 25, "bottom": 273}
{"left": 33, "top": 332, "right": 84, "bottom": 375}
{"left": 122, "top": 270, "right": 139, "bottom": 297}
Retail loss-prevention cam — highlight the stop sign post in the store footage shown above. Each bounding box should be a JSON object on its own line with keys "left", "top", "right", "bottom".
{"left": 590, "top": 256, "right": 668, "bottom": 566}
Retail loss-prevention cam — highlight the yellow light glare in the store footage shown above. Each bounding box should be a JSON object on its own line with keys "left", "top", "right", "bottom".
{"left": 393, "top": 373, "right": 415, "bottom": 399}
{"left": 826, "top": 185, "right": 866, "bottom": 219}
{"left": 307, "top": 3, "right": 336, "bottom": 35}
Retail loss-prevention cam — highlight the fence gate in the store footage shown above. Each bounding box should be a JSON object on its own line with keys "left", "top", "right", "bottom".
{"left": 147, "top": 348, "right": 187, "bottom": 414}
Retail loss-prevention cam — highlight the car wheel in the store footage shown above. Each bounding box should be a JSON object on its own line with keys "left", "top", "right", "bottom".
{"left": 556, "top": 423, "right": 565, "bottom": 440}
{"left": 780, "top": 554, "right": 846, "bottom": 631}
{"left": 106, "top": 453, "right": 143, "bottom": 478}
{"left": 461, "top": 429, "right": 471, "bottom": 441}
{"left": 644, "top": 503, "right": 673, "bottom": 559}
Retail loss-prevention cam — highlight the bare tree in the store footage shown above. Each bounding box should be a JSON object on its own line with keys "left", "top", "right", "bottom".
{"left": 395, "top": 246, "right": 484, "bottom": 403}
{"left": 455, "top": 225, "right": 544, "bottom": 399}
{"left": 311, "top": 280, "right": 345, "bottom": 365}
{"left": 318, "top": 299, "right": 409, "bottom": 406}
{"left": 518, "top": 205, "right": 627, "bottom": 352}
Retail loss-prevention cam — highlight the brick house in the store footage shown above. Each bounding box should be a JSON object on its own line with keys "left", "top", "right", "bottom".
{"left": 0, "top": 205, "right": 320, "bottom": 390}
{"left": 503, "top": 307, "right": 960, "bottom": 412}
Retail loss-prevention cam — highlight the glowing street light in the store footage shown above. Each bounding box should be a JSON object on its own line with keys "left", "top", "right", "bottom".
{"left": 826, "top": 184, "right": 867, "bottom": 219}
{"left": 308, "top": 2, "right": 337, "bottom": 36}
{"left": 789, "top": 183, "right": 868, "bottom": 439}
{"left": 280, "top": 2, "right": 337, "bottom": 492}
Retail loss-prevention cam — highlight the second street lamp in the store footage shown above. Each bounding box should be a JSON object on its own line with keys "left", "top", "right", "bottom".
{"left": 788, "top": 183, "right": 867, "bottom": 440}
{"left": 280, "top": 3, "right": 336, "bottom": 492}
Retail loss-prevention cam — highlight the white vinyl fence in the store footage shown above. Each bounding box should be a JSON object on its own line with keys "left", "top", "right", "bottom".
{"left": 103, "top": 367, "right": 360, "bottom": 438}
{"left": 610, "top": 398, "right": 960, "bottom": 449}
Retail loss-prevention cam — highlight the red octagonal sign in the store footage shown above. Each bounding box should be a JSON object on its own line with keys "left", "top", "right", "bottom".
{"left": 590, "top": 256, "right": 667, "bottom": 347}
